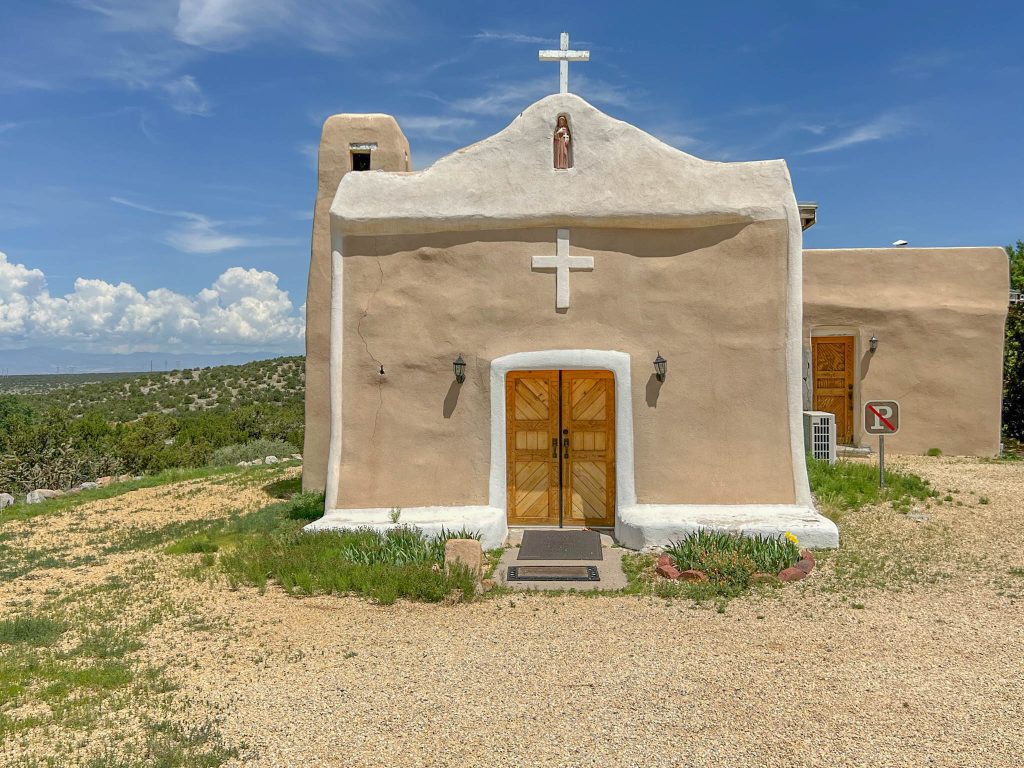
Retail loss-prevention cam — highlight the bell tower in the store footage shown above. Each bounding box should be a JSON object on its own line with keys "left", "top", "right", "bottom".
{"left": 303, "top": 114, "right": 411, "bottom": 491}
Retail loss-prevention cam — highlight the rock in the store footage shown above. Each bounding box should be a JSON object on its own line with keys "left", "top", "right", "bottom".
{"left": 656, "top": 563, "right": 682, "bottom": 580}
{"left": 96, "top": 476, "right": 113, "bottom": 487}
{"left": 0, "top": 493, "right": 14, "bottom": 510}
{"left": 907, "top": 513, "right": 930, "bottom": 522}
{"left": 264, "top": 456, "right": 279, "bottom": 465}
{"left": 26, "top": 489, "right": 63, "bottom": 504}
{"left": 800, "top": 549, "right": 816, "bottom": 566}
{"left": 678, "top": 569, "right": 708, "bottom": 583}
{"left": 237, "top": 461, "right": 248, "bottom": 467}
{"left": 480, "top": 578, "right": 496, "bottom": 593}
{"left": 444, "top": 538, "right": 483, "bottom": 578}
{"left": 79, "top": 481, "right": 99, "bottom": 490}
{"left": 795, "top": 556, "right": 815, "bottom": 575}
{"left": 778, "top": 566, "right": 807, "bottom": 583}
{"left": 291, "top": 453, "right": 303, "bottom": 461}
{"left": 656, "top": 554, "right": 673, "bottom": 568}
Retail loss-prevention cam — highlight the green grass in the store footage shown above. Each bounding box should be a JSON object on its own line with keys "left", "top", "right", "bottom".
{"left": 0, "top": 575, "right": 237, "bottom": 763}
{"left": 926, "top": 447, "right": 943, "bottom": 457}
{"left": 807, "top": 457, "right": 937, "bottom": 519}
{"left": 167, "top": 493, "right": 479, "bottom": 605}
{"left": 0, "top": 615, "right": 66, "bottom": 647}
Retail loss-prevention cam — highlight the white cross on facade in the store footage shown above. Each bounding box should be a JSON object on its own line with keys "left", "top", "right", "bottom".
{"left": 538, "top": 32, "right": 590, "bottom": 94}
{"left": 532, "top": 229, "right": 593, "bottom": 310}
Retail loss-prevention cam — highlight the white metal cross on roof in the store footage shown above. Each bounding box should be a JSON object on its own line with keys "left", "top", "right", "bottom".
{"left": 538, "top": 32, "right": 590, "bottom": 94}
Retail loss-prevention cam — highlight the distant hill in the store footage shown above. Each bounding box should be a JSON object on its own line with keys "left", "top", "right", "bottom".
{"left": 0, "top": 346, "right": 295, "bottom": 376}
{"left": 0, "top": 356, "right": 306, "bottom": 494}
{"left": 3, "top": 356, "right": 304, "bottom": 421}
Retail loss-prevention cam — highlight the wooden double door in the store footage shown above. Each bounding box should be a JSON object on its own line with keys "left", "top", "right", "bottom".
{"left": 811, "top": 335, "right": 855, "bottom": 444}
{"left": 505, "top": 370, "right": 616, "bottom": 527}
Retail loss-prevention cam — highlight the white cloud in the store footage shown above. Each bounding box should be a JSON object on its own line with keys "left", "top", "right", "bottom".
{"left": 472, "top": 31, "right": 551, "bottom": 45}
{"left": 397, "top": 115, "right": 477, "bottom": 141}
{"left": 78, "top": 0, "right": 404, "bottom": 54}
{"left": 110, "top": 196, "right": 294, "bottom": 253}
{"left": 0, "top": 251, "right": 303, "bottom": 353}
{"left": 804, "top": 113, "right": 912, "bottom": 154}
{"left": 161, "top": 74, "right": 211, "bottom": 116}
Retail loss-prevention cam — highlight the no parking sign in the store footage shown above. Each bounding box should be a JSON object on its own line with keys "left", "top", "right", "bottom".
{"left": 864, "top": 401, "right": 900, "bottom": 435}
{"left": 864, "top": 400, "right": 900, "bottom": 487}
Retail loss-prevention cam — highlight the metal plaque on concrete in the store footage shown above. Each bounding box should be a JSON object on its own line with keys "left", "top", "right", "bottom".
{"left": 864, "top": 400, "right": 900, "bottom": 435}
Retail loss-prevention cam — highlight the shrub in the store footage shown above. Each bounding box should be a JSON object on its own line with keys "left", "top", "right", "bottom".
{"left": 208, "top": 439, "right": 297, "bottom": 466}
{"left": 926, "top": 448, "right": 943, "bottom": 457}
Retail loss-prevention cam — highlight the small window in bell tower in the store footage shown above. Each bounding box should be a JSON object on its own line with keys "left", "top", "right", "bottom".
{"left": 351, "top": 151, "right": 371, "bottom": 171}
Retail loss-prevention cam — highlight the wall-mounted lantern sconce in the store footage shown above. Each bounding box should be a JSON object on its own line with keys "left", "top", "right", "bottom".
{"left": 653, "top": 352, "right": 668, "bottom": 382}
{"left": 453, "top": 354, "right": 466, "bottom": 383}
{"left": 869, "top": 335, "right": 879, "bottom": 354}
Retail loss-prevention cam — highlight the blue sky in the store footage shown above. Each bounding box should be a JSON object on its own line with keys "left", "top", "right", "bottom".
{"left": 1, "top": 0, "right": 1022, "bottom": 357}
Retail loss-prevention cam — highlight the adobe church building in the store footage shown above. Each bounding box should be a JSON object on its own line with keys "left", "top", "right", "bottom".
{"left": 301, "top": 44, "right": 1007, "bottom": 551}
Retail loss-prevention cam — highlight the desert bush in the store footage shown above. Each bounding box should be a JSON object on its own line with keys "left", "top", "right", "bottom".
{"left": 208, "top": 439, "right": 297, "bottom": 466}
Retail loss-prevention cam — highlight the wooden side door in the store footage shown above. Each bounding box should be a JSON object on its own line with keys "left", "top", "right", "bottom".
{"left": 506, "top": 371, "right": 561, "bottom": 525}
{"left": 812, "top": 336, "right": 855, "bottom": 444}
{"left": 562, "top": 370, "right": 616, "bottom": 527}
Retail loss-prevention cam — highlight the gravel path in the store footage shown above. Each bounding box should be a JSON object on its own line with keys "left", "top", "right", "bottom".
{"left": 3, "top": 457, "right": 1023, "bottom": 767}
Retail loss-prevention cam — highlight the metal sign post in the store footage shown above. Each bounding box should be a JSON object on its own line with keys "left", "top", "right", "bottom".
{"left": 864, "top": 400, "right": 900, "bottom": 488}
{"left": 879, "top": 434, "right": 885, "bottom": 488}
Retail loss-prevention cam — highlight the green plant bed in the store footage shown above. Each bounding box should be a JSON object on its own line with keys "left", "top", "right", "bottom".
{"left": 665, "top": 530, "right": 801, "bottom": 589}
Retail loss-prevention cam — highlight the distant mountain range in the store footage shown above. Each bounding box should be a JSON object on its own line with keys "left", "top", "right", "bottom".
{"left": 0, "top": 346, "right": 299, "bottom": 375}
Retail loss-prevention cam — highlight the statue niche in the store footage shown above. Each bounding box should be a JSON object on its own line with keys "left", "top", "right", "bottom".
{"left": 553, "top": 114, "right": 572, "bottom": 170}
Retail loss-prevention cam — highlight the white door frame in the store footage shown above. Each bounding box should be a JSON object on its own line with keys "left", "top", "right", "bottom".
{"left": 489, "top": 350, "right": 636, "bottom": 518}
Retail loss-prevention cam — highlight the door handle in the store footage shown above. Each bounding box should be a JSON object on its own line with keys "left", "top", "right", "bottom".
{"left": 552, "top": 438, "right": 558, "bottom": 458}
{"left": 562, "top": 437, "right": 569, "bottom": 459}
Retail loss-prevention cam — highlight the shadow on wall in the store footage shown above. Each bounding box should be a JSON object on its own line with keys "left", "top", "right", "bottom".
{"left": 646, "top": 374, "right": 662, "bottom": 407}
{"left": 444, "top": 380, "right": 462, "bottom": 418}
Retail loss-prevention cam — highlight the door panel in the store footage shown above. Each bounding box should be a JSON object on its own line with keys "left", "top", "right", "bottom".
{"left": 506, "top": 370, "right": 616, "bottom": 526}
{"left": 506, "top": 371, "right": 560, "bottom": 525}
{"left": 562, "top": 370, "right": 616, "bottom": 527}
{"left": 812, "top": 336, "right": 855, "bottom": 444}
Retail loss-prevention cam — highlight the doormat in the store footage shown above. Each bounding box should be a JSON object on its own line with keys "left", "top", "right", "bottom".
{"left": 506, "top": 565, "right": 600, "bottom": 582}
{"left": 517, "top": 529, "right": 604, "bottom": 561}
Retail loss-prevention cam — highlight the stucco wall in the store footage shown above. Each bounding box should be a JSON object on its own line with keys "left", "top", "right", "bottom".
{"left": 334, "top": 221, "right": 798, "bottom": 509}
{"left": 803, "top": 247, "right": 1008, "bottom": 456}
{"left": 303, "top": 115, "right": 410, "bottom": 492}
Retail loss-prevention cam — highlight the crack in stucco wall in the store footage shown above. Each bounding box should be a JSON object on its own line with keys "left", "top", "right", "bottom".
{"left": 356, "top": 254, "right": 386, "bottom": 444}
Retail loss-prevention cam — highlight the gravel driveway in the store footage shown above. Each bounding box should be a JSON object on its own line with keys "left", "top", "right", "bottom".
{"left": 2, "top": 456, "right": 1022, "bottom": 767}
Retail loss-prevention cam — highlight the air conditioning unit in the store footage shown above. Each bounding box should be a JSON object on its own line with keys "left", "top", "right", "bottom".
{"left": 803, "top": 411, "right": 837, "bottom": 464}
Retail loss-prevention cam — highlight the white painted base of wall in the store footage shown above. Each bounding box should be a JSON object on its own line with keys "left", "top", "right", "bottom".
{"left": 305, "top": 502, "right": 838, "bottom": 552}
{"left": 304, "top": 506, "right": 508, "bottom": 550}
{"left": 616, "top": 503, "right": 839, "bottom": 551}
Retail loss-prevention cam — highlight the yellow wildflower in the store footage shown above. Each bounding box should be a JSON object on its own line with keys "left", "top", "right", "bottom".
{"left": 784, "top": 532, "right": 799, "bottom": 545}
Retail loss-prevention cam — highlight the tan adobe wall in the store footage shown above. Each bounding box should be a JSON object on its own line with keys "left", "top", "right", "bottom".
{"left": 303, "top": 115, "right": 410, "bottom": 492}
{"left": 334, "top": 221, "right": 798, "bottom": 509}
{"left": 803, "top": 247, "right": 1008, "bottom": 456}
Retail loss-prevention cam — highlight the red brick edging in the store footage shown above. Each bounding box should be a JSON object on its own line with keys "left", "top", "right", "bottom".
{"left": 657, "top": 549, "right": 815, "bottom": 583}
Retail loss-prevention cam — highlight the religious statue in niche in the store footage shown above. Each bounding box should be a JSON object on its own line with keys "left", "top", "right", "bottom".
{"left": 553, "top": 114, "right": 572, "bottom": 169}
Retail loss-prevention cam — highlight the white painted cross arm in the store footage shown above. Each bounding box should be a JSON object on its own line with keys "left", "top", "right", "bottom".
{"left": 538, "top": 32, "right": 590, "bottom": 94}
